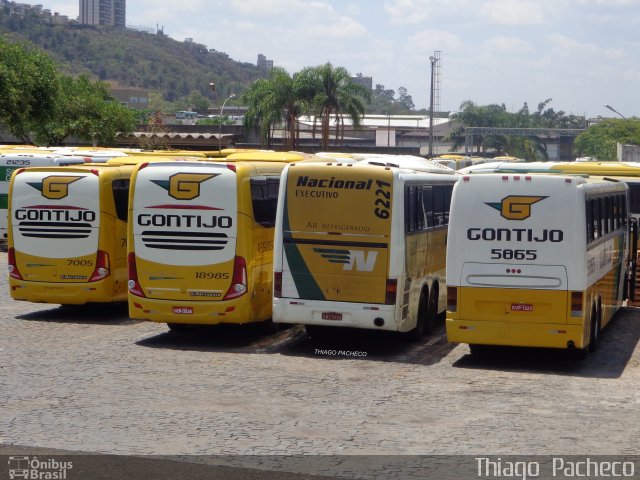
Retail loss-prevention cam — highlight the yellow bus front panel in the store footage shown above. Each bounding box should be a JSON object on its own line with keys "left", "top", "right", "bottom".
{"left": 446, "top": 287, "right": 586, "bottom": 348}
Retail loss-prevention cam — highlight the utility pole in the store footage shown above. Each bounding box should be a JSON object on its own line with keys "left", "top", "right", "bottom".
{"left": 428, "top": 55, "right": 438, "bottom": 158}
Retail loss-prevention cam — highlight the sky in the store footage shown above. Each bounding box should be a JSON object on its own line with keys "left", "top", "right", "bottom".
{"left": 46, "top": 0, "right": 640, "bottom": 118}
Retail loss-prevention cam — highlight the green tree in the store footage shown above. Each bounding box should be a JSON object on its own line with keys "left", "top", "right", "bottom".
{"left": 242, "top": 67, "right": 309, "bottom": 149}
{"left": 33, "top": 74, "right": 137, "bottom": 146}
{"left": 574, "top": 118, "right": 640, "bottom": 160}
{"left": 0, "top": 39, "right": 60, "bottom": 143}
{"left": 307, "top": 63, "right": 370, "bottom": 148}
{"left": 448, "top": 100, "right": 510, "bottom": 154}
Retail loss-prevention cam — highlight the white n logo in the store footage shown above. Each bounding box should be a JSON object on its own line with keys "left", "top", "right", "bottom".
{"left": 344, "top": 250, "right": 378, "bottom": 272}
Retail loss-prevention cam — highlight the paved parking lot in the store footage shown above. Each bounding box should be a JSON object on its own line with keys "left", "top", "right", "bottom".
{"left": 1, "top": 251, "right": 639, "bottom": 477}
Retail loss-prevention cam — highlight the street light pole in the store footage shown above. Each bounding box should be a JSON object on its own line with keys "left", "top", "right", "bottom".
{"left": 604, "top": 104, "right": 626, "bottom": 119}
{"left": 428, "top": 55, "right": 438, "bottom": 158}
{"left": 219, "top": 93, "right": 236, "bottom": 151}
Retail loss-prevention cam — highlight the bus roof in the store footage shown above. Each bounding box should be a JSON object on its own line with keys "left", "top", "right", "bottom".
{"left": 225, "top": 151, "right": 310, "bottom": 162}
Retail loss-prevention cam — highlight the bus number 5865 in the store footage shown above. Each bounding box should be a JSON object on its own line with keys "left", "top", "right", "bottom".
{"left": 490, "top": 249, "right": 537, "bottom": 260}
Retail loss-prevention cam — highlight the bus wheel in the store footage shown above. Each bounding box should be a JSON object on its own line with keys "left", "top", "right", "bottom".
{"left": 304, "top": 324, "right": 331, "bottom": 340}
{"left": 167, "top": 323, "right": 191, "bottom": 332}
{"left": 588, "top": 305, "right": 600, "bottom": 352}
{"left": 405, "top": 293, "right": 427, "bottom": 341}
{"left": 469, "top": 344, "right": 492, "bottom": 357}
{"left": 425, "top": 287, "right": 439, "bottom": 334}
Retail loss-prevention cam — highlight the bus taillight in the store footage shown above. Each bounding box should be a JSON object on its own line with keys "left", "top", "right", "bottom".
{"left": 385, "top": 279, "right": 397, "bottom": 305}
{"left": 8, "top": 248, "right": 23, "bottom": 280}
{"left": 88, "top": 250, "right": 110, "bottom": 282}
{"left": 223, "top": 256, "right": 247, "bottom": 300}
{"left": 447, "top": 286, "right": 458, "bottom": 312}
{"left": 127, "top": 252, "right": 145, "bottom": 297}
{"left": 570, "top": 291, "right": 583, "bottom": 317}
{"left": 274, "top": 271, "right": 282, "bottom": 298}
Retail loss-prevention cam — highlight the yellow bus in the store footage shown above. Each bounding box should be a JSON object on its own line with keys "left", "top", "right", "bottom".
{"left": 1, "top": 154, "right": 90, "bottom": 243}
{"left": 446, "top": 173, "right": 633, "bottom": 355}
{"left": 8, "top": 163, "right": 136, "bottom": 304}
{"left": 127, "top": 152, "right": 307, "bottom": 330}
{"left": 272, "top": 160, "right": 458, "bottom": 338}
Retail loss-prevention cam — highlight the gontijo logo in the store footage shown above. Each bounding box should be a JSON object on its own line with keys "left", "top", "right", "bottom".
{"left": 27, "top": 176, "right": 82, "bottom": 200}
{"left": 485, "top": 195, "right": 547, "bottom": 220}
{"left": 152, "top": 173, "right": 218, "bottom": 200}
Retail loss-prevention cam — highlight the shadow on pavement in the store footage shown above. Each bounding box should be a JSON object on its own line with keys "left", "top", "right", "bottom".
{"left": 136, "top": 318, "right": 456, "bottom": 366}
{"left": 15, "top": 302, "right": 139, "bottom": 326}
{"left": 451, "top": 307, "right": 640, "bottom": 379}
{"left": 136, "top": 321, "right": 297, "bottom": 352}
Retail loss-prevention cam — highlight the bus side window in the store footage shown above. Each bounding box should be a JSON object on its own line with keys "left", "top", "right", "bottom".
{"left": 112, "top": 179, "right": 130, "bottom": 222}
{"left": 433, "top": 186, "right": 445, "bottom": 227}
{"left": 593, "top": 198, "right": 601, "bottom": 239}
{"left": 601, "top": 197, "right": 609, "bottom": 236}
{"left": 443, "top": 184, "right": 453, "bottom": 225}
{"left": 405, "top": 186, "right": 416, "bottom": 233}
{"left": 250, "top": 177, "right": 279, "bottom": 227}
{"left": 416, "top": 186, "right": 425, "bottom": 231}
{"left": 586, "top": 198, "right": 594, "bottom": 243}
{"left": 422, "top": 186, "right": 433, "bottom": 229}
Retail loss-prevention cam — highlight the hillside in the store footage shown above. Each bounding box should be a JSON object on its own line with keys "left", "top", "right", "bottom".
{"left": 0, "top": 8, "right": 263, "bottom": 107}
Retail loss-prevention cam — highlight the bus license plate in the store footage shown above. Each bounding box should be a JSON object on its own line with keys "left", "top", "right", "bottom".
{"left": 511, "top": 303, "right": 533, "bottom": 312}
{"left": 173, "top": 306, "right": 193, "bottom": 315}
{"left": 322, "top": 312, "right": 342, "bottom": 321}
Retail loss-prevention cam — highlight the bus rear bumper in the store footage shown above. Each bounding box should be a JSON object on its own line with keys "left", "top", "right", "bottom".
{"left": 445, "top": 317, "right": 586, "bottom": 349}
{"left": 9, "top": 278, "right": 115, "bottom": 304}
{"left": 273, "top": 298, "right": 399, "bottom": 331}
{"left": 128, "top": 295, "right": 266, "bottom": 325}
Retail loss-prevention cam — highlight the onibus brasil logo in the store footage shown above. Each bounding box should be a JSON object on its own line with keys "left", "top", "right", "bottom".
{"left": 8, "top": 456, "right": 73, "bottom": 479}
{"left": 27, "top": 176, "right": 82, "bottom": 200}
{"left": 485, "top": 195, "right": 547, "bottom": 220}
{"left": 151, "top": 173, "right": 218, "bottom": 200}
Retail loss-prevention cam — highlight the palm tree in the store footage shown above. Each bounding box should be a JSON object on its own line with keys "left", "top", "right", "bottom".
{"left": 304, "top": 63, "right": 370, "bottom": 148}
{"left": 242, "top": 67, "right": 308, "bottom": 149}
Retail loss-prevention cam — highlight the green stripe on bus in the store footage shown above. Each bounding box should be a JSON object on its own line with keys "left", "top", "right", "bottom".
{"left": 0, "top": 194, "right": 8, "bottom": 209}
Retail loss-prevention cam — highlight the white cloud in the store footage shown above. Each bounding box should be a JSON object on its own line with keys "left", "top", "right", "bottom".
{"left": 547, "top": 33, "right": 625, "bottom": 60}
{"left": 383, "top": 0, "right": 471, "bottom": 26}
{"left": 481, "top": 0, "right": 545, "bottom": 25}
{"left": 483, "top": 36, "right": 533, "bottom": 53}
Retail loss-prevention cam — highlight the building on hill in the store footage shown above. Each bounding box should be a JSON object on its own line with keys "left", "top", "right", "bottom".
{"left": 79, "top": 0, "right": 125, "bottom": 27}
{"left": 108, "top": 85, "right": 148, "bottom": 110}
{"left": 257, "top": 54, "right": 273, "bottom": 72}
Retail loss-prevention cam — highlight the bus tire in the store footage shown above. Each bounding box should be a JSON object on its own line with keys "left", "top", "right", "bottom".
{"left": 425, "top": 285, "right": 439, "bottom": 334}
{"left": 469, "top": 344, "right": 491, "bottom": 357}
{"left": 406, "top": 292, "right": 427, "bottom": 341}
{"left": 588, "top": 305, "right": 600, "bottom": 352}
{"left": 167, "top": 323, "right": 191, "bottom": 332}
{"left": 304, "top": 324, "right": 331, "bottom": 340}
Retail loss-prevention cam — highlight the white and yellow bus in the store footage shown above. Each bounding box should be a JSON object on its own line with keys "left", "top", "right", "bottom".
{"left": 446, "top": 173, "right": 632, "bottom": 355}
{"left": 8, "top": 163, "right": 138, "bottom": 304}
{"left": 1, "top": 154, "right": 90, "bottom": 243}
{"left": 127, "top": 152, "right": 307, "bottom": 330}
{"left": 272, "top": 160, "right": 458, "bottom": 338}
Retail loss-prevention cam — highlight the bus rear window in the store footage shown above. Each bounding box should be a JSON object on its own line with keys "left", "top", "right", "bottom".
{"left": 250, "top": 176, "right": 279, "bottom": 227}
